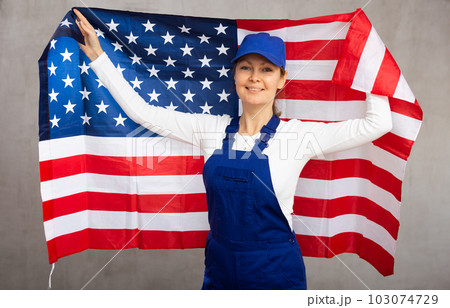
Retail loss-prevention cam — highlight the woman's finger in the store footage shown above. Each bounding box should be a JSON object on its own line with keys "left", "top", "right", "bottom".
{"left": 75, "top": 19, "right": 85, "bottom": 34}
{"left": 73, "top": 9, "right": 95, "bottom": 31}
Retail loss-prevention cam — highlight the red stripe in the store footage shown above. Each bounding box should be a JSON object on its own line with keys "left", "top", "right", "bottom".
{"left": 332, "top": 10, "right": 373, "bottom": 88}
{"left": 297, "top": 233, "right": 394, "bottom": 276}
{"left": 43, "top": 191, "right": 208, "bottom": 221}
{"left": 372, "top": 49, "right": 401, "bottom": 96}
{"left": 279, "top": 80, "right": 365, "bottom": 101}
{"left": 286, "top": 40, "right": 345, "bottom": 60}
{"left": 40, "top": 154, "right": 205, "bottom": 182}
{"left": 293, "top": 196, "right": 399, "bottom": 239}
{"left": 47, "top": 229, "right": 208, "bottom": 264}
{"left": 300, "top": 159, "right": 402, "bottom": 201}
{"left": 373, "top": 132, "right": 414, "bottom": 161}
{"left": 389, "top": 97, "right": 423, "bottom": 121}
{"left": 236, "top": 11, "right": 354, "bottom": 31}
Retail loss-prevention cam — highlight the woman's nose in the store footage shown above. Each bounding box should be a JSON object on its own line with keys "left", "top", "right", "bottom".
{"left": 249, "top": 70, "right": 260, "bottom": 82}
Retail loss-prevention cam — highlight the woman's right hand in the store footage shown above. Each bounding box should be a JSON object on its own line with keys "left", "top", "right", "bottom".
{"left": 73, "top": 8, "right": 104, "bottom": 62}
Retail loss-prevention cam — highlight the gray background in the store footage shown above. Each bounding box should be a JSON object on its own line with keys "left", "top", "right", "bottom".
{"left": 0, "top": 0, "right": 448, "bottom": 290}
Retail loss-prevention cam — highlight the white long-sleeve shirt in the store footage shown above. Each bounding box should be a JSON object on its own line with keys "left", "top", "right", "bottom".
{"left": 89, "top": 52, "right": 393, "bottom": 230}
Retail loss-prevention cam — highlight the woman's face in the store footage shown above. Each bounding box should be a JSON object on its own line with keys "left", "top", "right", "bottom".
{"left": 234, "top": 53, "right": 287, "bottom": 109}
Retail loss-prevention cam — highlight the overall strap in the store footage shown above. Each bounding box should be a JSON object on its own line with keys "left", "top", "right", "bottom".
{"left": 253, "top": 114, "right": 281, "bottom": 153}
{"left": 222, "top": 116, "right": 240, "bottom": 151}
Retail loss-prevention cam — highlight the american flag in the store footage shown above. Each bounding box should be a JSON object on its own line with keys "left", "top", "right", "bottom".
{"left": 38, "top": 7, "right": 422, "bottom": 276}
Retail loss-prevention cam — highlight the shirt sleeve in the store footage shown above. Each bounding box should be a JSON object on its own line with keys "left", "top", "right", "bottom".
{"left": 299, "top": 93, "right": 393, "bottom": 157}
{"left": 89, "top": 52, "right": 230, "bottom": 149}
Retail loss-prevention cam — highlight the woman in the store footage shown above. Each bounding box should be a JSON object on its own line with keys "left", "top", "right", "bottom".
{"left": 74, "top": 9, "right": 392, "bottom": 290}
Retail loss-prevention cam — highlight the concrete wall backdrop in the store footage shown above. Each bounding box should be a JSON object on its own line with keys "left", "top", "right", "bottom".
{"left": 0, "top": 0, "right": 448, "bottom": 290}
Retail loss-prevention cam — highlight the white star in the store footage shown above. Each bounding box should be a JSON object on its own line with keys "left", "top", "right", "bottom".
{"left": 198, "top": 34, "right": 211, "bottom": 44}
{"left": 130, "top": 76, "right": 143, "bottom": 89}
{"left": 147, "top": 65, "right": 160, "bottom": 77}
{"left": 199, "top": 55, "right": 212, "bottom": 67}
{"left": 125, "top": 32, "right": 138, "bottom": 44}
{"left": 180, "top": 43, "right": 193, "bottom": 56}
{"left": 165, "top": 78, "right": 178, "bottom": 90}
{"left": 48, "top": 62, "right": 57, "bottom": 76}
{"left": 217, "top": 89, "right": 231, "bottom": 102}
{"left": 95, "top": 28, "right": 105, "bottom": 38}
{"left": 60, "top": 18, "right": 72, "bottom": 28}
{"left": 48, "top": 89, "right": 59, "bottom": 102}
{"left": 63, "top": 100, "right": 76, "bottom": 113}
{"left": 130, "top": 54, "right": 142, "bottom": 65}
{"left": 96, "top": 100, "right": 109, "bottom": 113}
{"left": 183, "top": 89, "right": 195, "bottom": 102}
{"left": 62, "top": 74, "right": 75, "bottom": 88}
{"left": 214, "top": 23, "right": 228, "bottom": 35}
{"left": 95, "top": 78, "right": 105, "bottom": 88}
{"left": 116, "top": 64, "right": 125, "bottom": 76}
{"left": 50, "top": 39, "right": 57, "bottom": 49}
{"left": 163, "top": 56, "right": 177, "bottom": 67}
{"left": 78, "top": 61, "right": 90, "bottom": 74}
{"left": 182, "top": 67, "right": 195, "bottom": 78}
{"left": 113, "top": 113, "right": 127, "bottom": 126}
{"left": 178, "top": 25, "right": 191, "bottom": 33}
{"left": 50, "top": 115, "right": 60, "bottom": 128}
{"left": 200, "top": 78, "right": 213, "bottom": 90}
{"left": 142, "top": 20, "right": 156, "bottom": 32}
{"left": 144, "top": 44, "right": 157, "bottom": 56}
{"left": 80, "top": 112, "right": 92, "bottom": 125}
{"left": 60, "top": 48, "right": 73, "bottom": 62}
{"left": 216, "top": 44, "right": 230, "bottom": 55}
{"left": 200, "top": 102, "right": 213, "bottom": 114}
{"left": 161, "top": 31, "right": 175, "bottom": 44}
{"left": 165, "top": 102, "right": 178, "bottom": 111}
{"left": 147, "top": 89, "right": 161, "bottom": 102}
{"left": 217, "top": 66, "right": 230, "bottom": 78}
{"left": 80, "top": 87, "right": 91, "bottom": 100}
{"left": 106, "top": 19, "right": 119, "bottom": 32}
{"left": 112, "top": 41, "right": 123, "bottom": 52}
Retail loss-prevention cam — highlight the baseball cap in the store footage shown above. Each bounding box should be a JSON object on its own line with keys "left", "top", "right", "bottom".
{"left": 231, "top": 32, "right": 286, "bottom": 69}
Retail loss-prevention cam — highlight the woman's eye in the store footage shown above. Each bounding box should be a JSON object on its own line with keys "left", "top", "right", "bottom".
{"left": 240, "top": 65, "right": 250, "bottom": 70}
{"left": 262, "top": 67, "right": 273, "bottom": 72}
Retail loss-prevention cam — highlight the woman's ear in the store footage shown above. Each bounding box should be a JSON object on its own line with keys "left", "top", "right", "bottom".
{"left": 278, "top": 70, "right": 288, "bottom": 89}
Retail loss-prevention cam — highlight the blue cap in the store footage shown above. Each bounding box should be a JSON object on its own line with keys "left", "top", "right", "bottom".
{"left": 231, "top": 32, "right": 286, "bottom": 69}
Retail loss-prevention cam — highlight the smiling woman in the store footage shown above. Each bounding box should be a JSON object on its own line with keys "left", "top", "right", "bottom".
{"left": 231, "top": 33, "right": 288, "bottom": 135}
{"left": 233, "top": 54, "right": 286, "bottom": 121}
{"left": 72, "top": 8, "right": 393, "bottom": 290}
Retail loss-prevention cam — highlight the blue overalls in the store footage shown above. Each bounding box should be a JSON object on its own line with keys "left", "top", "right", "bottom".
{"left": 201, "top": 114, "right": 307, "bottom": 290}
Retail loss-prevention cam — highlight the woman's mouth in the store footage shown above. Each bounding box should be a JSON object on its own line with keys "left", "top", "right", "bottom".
{"left": 246, "top": 87, "right": 264, "bottom": 92}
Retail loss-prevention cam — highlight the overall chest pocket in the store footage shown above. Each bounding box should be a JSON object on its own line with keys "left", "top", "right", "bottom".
{"left": 212, "top": 166, "right": 255, "bottom": 226}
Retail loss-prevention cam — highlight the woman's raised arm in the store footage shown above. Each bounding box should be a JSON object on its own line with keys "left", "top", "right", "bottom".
{"left": 74, "top": 9, "right": 230, "bottom": 150}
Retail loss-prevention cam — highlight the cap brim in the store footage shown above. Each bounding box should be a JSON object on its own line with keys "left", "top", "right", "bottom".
{"left": 231, "top": 50, "right": 284, "bottom": 68}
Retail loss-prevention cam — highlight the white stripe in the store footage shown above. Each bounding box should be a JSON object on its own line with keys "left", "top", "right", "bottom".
{"left": 39, "top": 135, "right": 200, "bottom": 161}
{"left": 44, "top": 210, "right": 209, "bottom": 241}
{"left": 393, "top": 73, "right": 416, "bottom": 103}
{"left": 40, "top": 173, "right": 205, "bottom": 202}
{"left": 292, "top": 214, "right": 395, "bottom": 256}
{"left": 351, "top": 27, "right": 386, "bottom": 92}
{"left": 286, "top": 60, "right": 337, "bottom": 80}
{"left": 390, "top": 111, "right": 422, "bottom": 141}
{"left": 280, "top": 98, "right": 366, "bottom": 121}
{"left": 295, "top": 177, "right": 400, "bottom": 219}
{"left": 237, "top": 22, "right": 350, "bottom": 43}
